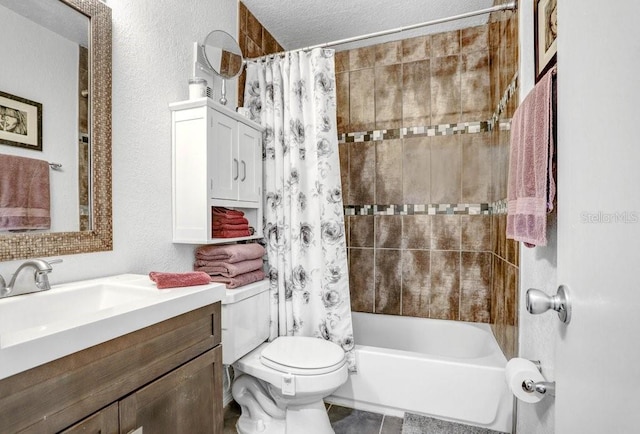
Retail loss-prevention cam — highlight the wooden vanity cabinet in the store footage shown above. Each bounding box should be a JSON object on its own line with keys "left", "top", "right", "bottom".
{"left": 0, "top": 303, "right": 223, "bottom": 434}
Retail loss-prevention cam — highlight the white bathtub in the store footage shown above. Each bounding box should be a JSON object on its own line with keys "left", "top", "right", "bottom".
{"left": 326, "top": 312, "right": 513, "bottom": 433}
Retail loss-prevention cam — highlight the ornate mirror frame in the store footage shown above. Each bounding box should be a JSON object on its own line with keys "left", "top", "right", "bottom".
{"left": 0, "top": 0, "right": 112, "bottom": 261}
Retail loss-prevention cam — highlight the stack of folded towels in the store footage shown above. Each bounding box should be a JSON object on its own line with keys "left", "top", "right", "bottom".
{"left": 212, "top": 207, "right": 251, "bottom": 238}
{"left": 194, "top": 243, "right": 265, "bottom": 288}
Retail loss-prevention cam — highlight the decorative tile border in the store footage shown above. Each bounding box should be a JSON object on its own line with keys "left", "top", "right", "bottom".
{"left": 491, "top": 71, "right": 519, "bottom": 126}
{"left": 344, "top": 200, "right": 510, "bottom": 216}
{"left": 338, "top": 121, "right": 491, "bottom": 144}
{"left": 344, "top": 203, "right": 491, "bottom": 216}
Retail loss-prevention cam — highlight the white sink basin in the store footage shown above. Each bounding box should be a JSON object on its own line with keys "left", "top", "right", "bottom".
{"left": 0, "top": 274, "right": 224, "bottom": 380}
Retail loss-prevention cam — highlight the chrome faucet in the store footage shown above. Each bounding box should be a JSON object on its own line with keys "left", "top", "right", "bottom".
{"left": 0, "top": 259, "right": 62, "bottom": 298}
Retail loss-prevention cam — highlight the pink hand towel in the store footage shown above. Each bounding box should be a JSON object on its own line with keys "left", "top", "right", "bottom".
{"left": 149, "top": 271, "right": 212, "bottom": 289}
{"left": 212, "top": 207, "right": 245, "bottom": 217}
{"left": 196, "top": 243, "right": 265, "bottom": 263}
{"left": 210, "top": 270, "right": 266, "bottom": 289}
{"left": 506, "top": 68, "right": 556, "bottom": 247}
{"left": 0, "top": 155, "right": 50, "bottom": 231}
{"left": 194, "top": 258, "right": 263, "bottom": 277}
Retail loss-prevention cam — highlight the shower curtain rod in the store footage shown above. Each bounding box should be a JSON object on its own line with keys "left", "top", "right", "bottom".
{"left": 248, "top": 1, "right": 517, "bottom": 61}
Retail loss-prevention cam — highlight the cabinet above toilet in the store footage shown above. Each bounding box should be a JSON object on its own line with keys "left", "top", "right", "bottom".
{"left": 170, "top": 98, "right": 263, "bottom": 244}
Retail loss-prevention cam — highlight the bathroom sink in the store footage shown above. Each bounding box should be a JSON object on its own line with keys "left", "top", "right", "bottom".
{"left": 0, "top": 274, "right": 224, "bottom": 380}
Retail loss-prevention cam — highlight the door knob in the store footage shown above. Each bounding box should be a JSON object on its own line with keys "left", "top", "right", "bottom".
{"left": 526, "top": 285, "right": 571, "bottom": 324}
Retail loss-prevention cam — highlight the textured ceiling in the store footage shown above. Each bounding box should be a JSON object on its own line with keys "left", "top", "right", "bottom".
{"left": 242, "top": 0, "right": 496, "bottom": 51}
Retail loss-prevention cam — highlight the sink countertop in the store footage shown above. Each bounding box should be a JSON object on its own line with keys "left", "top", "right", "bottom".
{"left": 0, "top": 274, "right": 225, "bottom": 380}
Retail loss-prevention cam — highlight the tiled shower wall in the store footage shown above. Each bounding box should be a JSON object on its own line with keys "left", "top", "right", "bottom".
{"left": 338, "top": 12, "right": 519, "bottom": 358}
{"left": 237, "top": 1, "right": 284, "bottom": 107}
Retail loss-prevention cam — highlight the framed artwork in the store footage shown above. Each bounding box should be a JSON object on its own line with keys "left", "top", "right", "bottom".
{"left": 534, "top": 0, "right": 558, "bottom": 82}
{"left": 0, "top": 91, "right": 43, "bottom": 151}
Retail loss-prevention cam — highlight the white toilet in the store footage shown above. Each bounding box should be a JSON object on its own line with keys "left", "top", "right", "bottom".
{"left": 222, "top": 280, "right": 349, "bottom": 434}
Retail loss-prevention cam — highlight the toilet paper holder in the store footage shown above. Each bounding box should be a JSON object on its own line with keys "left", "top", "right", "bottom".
{"left": 521, "top": 360, "right": 556, "bottom": 398}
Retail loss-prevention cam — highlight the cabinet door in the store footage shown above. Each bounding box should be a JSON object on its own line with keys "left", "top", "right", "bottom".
{"left": 238, "top": 123, "right": 261, "bottom": 203}
{"left": 119, "top": 347, "right": 223, "bottom": 434}
{"left": 58, "top": 403, "right": 119, "bottom": 434}
{"left": 209, "top": 109, "right": 238, "bottom": 201}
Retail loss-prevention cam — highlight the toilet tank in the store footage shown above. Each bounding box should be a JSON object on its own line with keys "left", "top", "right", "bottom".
{"left": 221, "top": 279, "right": 270, "bottom": 365}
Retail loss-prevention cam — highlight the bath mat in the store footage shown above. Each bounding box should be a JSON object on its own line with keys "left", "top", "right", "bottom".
{"left": 401, "top": 413, "right": 507, "bottom": 434}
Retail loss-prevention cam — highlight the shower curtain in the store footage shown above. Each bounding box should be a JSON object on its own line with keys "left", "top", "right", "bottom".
{"left": 244, "top": 48, "right": 355, "bottom": 371}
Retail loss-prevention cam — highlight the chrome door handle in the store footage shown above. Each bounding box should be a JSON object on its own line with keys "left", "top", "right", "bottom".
{"left": 526, "top": 285, "right": 571, "bottom": 324}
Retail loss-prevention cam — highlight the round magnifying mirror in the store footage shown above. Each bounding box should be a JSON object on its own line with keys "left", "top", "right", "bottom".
{"left": 203, "top": 30, "right": 244, "bottom": 79}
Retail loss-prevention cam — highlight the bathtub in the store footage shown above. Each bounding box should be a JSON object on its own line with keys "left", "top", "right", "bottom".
{"left": 326, "top": 312, "right": 513, "bottom": 433}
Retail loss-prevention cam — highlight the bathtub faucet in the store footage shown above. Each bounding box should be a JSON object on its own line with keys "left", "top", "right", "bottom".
{"left": 0, "top": 258, "right": 62, "bottom": 299}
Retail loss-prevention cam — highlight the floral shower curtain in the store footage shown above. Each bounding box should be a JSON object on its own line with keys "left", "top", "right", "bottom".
{"left": 244, "top": 48, "right": 355, "bottom": 371}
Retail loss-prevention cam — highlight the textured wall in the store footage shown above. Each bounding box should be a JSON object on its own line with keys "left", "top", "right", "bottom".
{"left": 0, "top": 0, "right": 238, "bottom": 283}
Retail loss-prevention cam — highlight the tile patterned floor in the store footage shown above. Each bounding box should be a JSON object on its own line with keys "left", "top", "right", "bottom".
{"left": 223, "top": 402, "right": 505, "bottom": 434}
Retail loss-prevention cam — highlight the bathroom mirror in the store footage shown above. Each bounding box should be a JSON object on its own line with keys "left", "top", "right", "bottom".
{"left": 203, "top": 30, "right": 245, "bottom": 79}
{"left": 0, "top": 0, "right": 112, "bottom": 261}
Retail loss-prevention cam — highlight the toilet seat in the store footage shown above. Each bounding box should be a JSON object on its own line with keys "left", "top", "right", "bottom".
{"left": 260, "top": 336, "right": 346, "bottom": 375}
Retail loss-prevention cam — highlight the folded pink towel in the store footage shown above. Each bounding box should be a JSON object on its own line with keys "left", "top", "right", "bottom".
{"left": 213, "top": 207, "right": 245, "bottom": 217}
{"left": 194, "top": 258, "right": 263, "bottom": 277}
{"left": 149, "top": 271, "right": 212, "bottom": 289}
{"left": 210, "top": 270, "right": 266, "bottom": 289}
{"left": 213, "top": 218, "right": 249, "bottom": 227}
{"left": 196, "top": 243, "right": 265, "bottom": 263}
{"left": 506, "top": 68, "right": 556, "bottom": 247}
{"left": 0, "top": 155, "right": 50, "bottom": 231}
{"left": 213, "top": 228, "right": 251, "bottom": 238}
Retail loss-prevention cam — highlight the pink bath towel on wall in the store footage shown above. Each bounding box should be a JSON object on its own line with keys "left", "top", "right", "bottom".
{"left": 0, "top": 154, "right": 50, "bottom": 231}
{"left": 194, "top": 258, "right": 263, "bottom": 277}
{"left": 195, "top": 243, "right": 265, "bottom": 263}
{"left": 506, "top": 68, "right": 556, "bottom": 247}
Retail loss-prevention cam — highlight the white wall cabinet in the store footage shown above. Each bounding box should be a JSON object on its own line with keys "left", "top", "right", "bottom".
{"left": 171, "top": 98, "right": 263, "bottom": 244}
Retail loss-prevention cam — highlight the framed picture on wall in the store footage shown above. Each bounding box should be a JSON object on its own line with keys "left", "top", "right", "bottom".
{"left": 534, "top": 0, "right": 558, "bottom": 82}
{"left": 0, "top": 91, "right": 43, "bottom": 151}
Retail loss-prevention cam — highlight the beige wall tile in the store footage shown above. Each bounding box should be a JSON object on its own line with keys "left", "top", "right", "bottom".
{"left": 461, "top": 215, "right": 492, "bottom": 251}
{"left": 461, "top": 25, "right": 489, "bottom": 54}
{"left": 461, "top": 50, "right": 491, "bottom": 120}
{"left": 402, "top": 250, "right": 431, "bottom": 317}
{"left": 349, "top": 248, "right": 375, "bottom": 312}
{"left": 375, "top": 139, "right": 403, "bottom": 204}
{"left": 375, "top": 249, "right": 402, "bottom": 315}
{"left": 402, "top": 60, "right": 431, "bottom": 127}
{"left": 431, "top": 55, "right": 461, "bottom": 124}
{"left": 401, "top": 215, "right": 431, "bottom": 249}
{"left": 375, "top": 215, "right": 402, "bottom": 249}
{"left": 350, "top": 46, "right": 375, "bottom": 70}
{"left": 336, "top": 72, "right": 350, "bottom": 133}
{"left": 349, "top": 68, "right": 375, "bottom": 131}
{"left": 431, "top": 215, "right": 461, "bottom": 250}
{"left": 430, "top": 135, "right": 462, "bottom": 203}
{"left": 462, "top": 131, "right": 492, "bottom": 203}
{"left": 335, "top": 50, "right": 350, "bottom": 73}
{"left": 348, "top": 141, "right": 376, "bottom": 204}
{"left": 402, "top": 35, "right": 431, "bottom": 62}
{"left": 338, "top": 142, "right": 349, "bottom": 203}
{"left": 375, "top": 41, "right": 402, "bottom": 65}
{"left": 460, "top": 252, "right": 492, "bottom": 322}
{"left": 246, "top": 10, "right": 263, "bottom": 49}
{"left": 432, "top": 30, "right": 460, "bottom": 57}
{"left": 350, "top": 215, "right": 374, "bottom": 247}
{"left": 402, "top": 137, "right": 431, "bottom": 203}
{"left": 430, "top": 251, "right": 460, "bottom": 320}
{"left": 375, "top": 64, "right": 403, "bottom": 129}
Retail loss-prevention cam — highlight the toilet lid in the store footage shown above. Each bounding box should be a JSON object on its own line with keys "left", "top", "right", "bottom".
{"left": 260, "top": 336, "right": 346, "bottom": 375}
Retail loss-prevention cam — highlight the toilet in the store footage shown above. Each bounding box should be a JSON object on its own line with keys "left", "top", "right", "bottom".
{"left": 222, "top": 280, "right": 349, "bottom": 434}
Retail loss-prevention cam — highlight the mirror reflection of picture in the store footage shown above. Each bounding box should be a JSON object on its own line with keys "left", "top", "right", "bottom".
{"left": 0, "top": 91, "right": 42, "bottom": 151}
{"left": 535, "top": 0, "right": 558, "bottom": 82}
